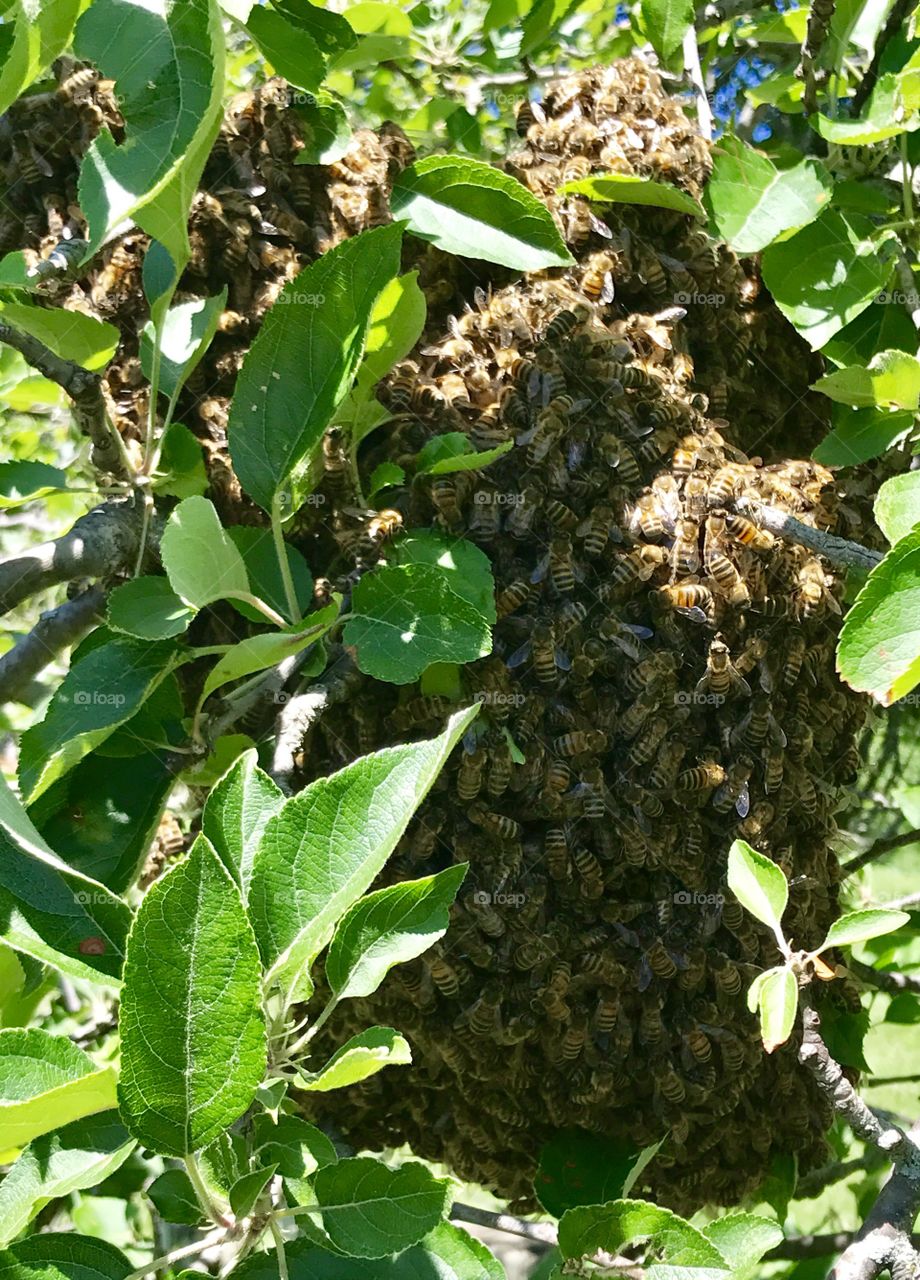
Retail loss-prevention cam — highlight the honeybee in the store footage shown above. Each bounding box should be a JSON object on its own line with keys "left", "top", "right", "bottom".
{"left": 430, "top": 476, "right": 465, "bottom": 533}
{"left": 593, "top": 988, "right": 620, "bottom": 1033}
{"left": 549, "top": 536, "right": 576, "bottom": 594}
{"left": 676, "top": 761, "right": 726, "bottom": 794}
{"left": 545, "top": 826, "right": 569, "bottom": 880}
{"left": 696, "top": 636, "right": 750, "bottom": 699}
{"left": 465, "top": 987, "right": 503, "bottom": 1036}
{"left": 604, "top": 545, "right": 669, "bottom": 598}
{"left": 797, "top": 557, "right": 841, "bottom": 618}
{"left": 428, "top": 954, "right": 462, "bottom": 997}
{"left": 495, "top": 579, "right": 533, "bottom": 620}
{"left": 561, "top": 1016, "right": 588, "bottom": 1060}
{"left": 723, "top": 511, "right": 774, "bottom": 551}
{"left": 627, "top": 715, "right": 669, "bottom": 768}
{"left": 708, "top": 464, "right": 750, "bottom": 507}
{"left": 671, "top": 518, "right": 701, "bottom": 577}
{"left": 572, "top": 845, "right": 604, "bottom": 898}
{"left": 648, "top": 739, "right": 687, "bottom": 790}
{"left": 468, "top": 803, "right": 522, "bottom": 841}
{"left": 733, "top": 693, "right": 787, "bottom": 750}
{"left": 581, "top": 252, "right": 616, "bottom": 305}
{"left": 507, "top": 621, "right": 570, "bottom": 684}
{"left": 734, "top": 634, "right": 768, "bottom": 679}
{"left": 713, "top": 755, "right": 753, "bottom": 818}
{"left": 705, "top": 518, "right": 750, "bottom": 606}
{"left": 545, "top": 308, "right": 583, "bottom": 343}
{"left": 630, "top": 493, "right": 667, "bottom": 541}
{"left": 658, "top": 582, "right": 714, "bottom": 621}
{"left": 577, "top": 504, "right": 614, "bottom": 557}
{"left": 618, "top": 688, "right": 659, "bottom": 739}
{"left": 554, "top": 729, "right": 607, "bottom": 757}
{"left": 506, "top": 486, "right": 542, "bottom": 540}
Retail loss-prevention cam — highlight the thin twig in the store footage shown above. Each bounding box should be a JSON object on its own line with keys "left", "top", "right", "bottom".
{"left": 122, "top": 1229, "right": 226, "bottom": 1280}
{"left": 270, "top": 649, "right": 362, "bottom": 792}
{"left": 734, "top": 497, "right": 883, "bottom": 571}
{"left": 796, "top": 1152, "right": 888, "bottom": 1198}
{"left": 682, "top": 25, "right": 713, "bottom": 140}
{"left": 880, "top": 891, "right": 920, "bottom": 912}
{"left": 0, "top": 500, "right": 151, "bottom": 616}
{"left": 0, "top": 322, "right": 130, "bottom": 478}
{"left": 449, "top": 1203, "right": 557, "bottom": 1246}
{"left": 0, "top": 586, "right": 105, "bottom": 704}
{"left": 841, "top": 829, "right": 920, "bottom": 878}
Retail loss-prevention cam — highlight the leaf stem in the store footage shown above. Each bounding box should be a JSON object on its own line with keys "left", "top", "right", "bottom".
{"left": 271, "top": 495, "right": 301, "bottom": 624}
{"left": 184, "top": 1153, "right": 228, "bottom": 1226}
{"left": 902, "top": 132, "right": 915, "bottom": 225}
{"left": 270, "top": 1218, "right": 290, "bottom": 1280}
{"left": 123, "top": 1227, "right": 225, "bottom": 1280}
{"left": 226, "top": 591, "right": 289, "bottom": 630}
{"left": 285, "top": 995, "right": 339, "bottom": 1059}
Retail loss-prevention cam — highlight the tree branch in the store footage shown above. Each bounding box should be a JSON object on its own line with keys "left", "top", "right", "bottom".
{"left": 0, "top": 323, "right": 128, "bottom": 478}
{"left": 734, "top": 497, "right": 883, "bottom": 571}
{"left": 0, "top": 585, "right": 105, "bottom": 704}
{"left": 449, "top": 1204, "right": 557, "bottom": 1247}
{"left": 0, "top": 500, "right": 150, "bottom": 616}
{"left": 841, "top": 829, "right": 920, "bottom": 878}
{"left": 848, "top": 958, "right": 920, "bottom": 997}
{"left": 270, "top": 650, "right": 363, "bottom": 792}
{"left": 796, "top": 1152, "right": 888, "bottom": 1198}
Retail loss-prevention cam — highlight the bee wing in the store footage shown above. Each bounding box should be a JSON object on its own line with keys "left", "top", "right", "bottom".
{"left": 599, "top": 274, "right": 615, "bottom": 305}
{"left": 734, "top": 783, "right": 751, "bottom": 819}
{"left": 731, "top": 671, "right": 752, "bottom": 697}
{"left": 555, "top": 648, "right": 572, "bottom": 672}
{"left": 675, "top": 605, "right": 711, "bottom": 625}
{"left": 506, "top": 640, "right": 532, "bottom": 669}
{"left": 530, "top": 553, "right": 550, "bottom": 584}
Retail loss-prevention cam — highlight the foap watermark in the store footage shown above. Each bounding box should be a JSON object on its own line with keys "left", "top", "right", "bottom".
{"left": 472, "top": 889, "right": 526, "bottom": 908}
{"left": 673, "top": 890, "right": 725, "bottom": 907}
{"left": 674, "top": 690, "right": 725, "bottom": 708}
{"left": 73, "top": 690, "right": 125, "bottom": 708}
{"left": 74, "top": 891, "right": 115, "bottom": 905}
{"left": 472, "top": 691, "right": 527, "bottom": 709}
{"left": 277, "top": 291, "right": 326, "bottom": 307}
{"left": 474, "top": 491, "right": 524, "bottom": 506}
{"left": 673, "top": 290, "right": 726, "bottom": 307}
{"left": 876, "top": 289, "right": 920, "bottom": 308}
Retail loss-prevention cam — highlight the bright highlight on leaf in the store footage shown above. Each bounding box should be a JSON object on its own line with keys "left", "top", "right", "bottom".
{"left": 837, "top": 530, "right": 920, "bottom": 704}
{"left": 727, "top": 840, "right": 788, "bottom": 943}
{"left": 820, "top": 909, "right": 910, "bottom": 951}
{"left": 757, "top": 966, "right": 798, "bottom": 1053}
{"left": 561, "top": 172, "right": 706, "bottom": 219}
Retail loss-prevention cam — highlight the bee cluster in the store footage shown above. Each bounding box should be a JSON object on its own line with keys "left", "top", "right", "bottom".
{"left": 294, "top": 67, "right": 869, "bottom": 1208}
{"left": 1, "top": 57, "right": 871, "bottom": 1211}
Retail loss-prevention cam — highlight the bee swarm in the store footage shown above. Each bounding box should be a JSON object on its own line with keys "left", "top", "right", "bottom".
{"left": 1, "top": 58, "right": 869, "bottom": 1211}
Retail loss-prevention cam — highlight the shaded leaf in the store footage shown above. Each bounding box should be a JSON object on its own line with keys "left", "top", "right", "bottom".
{"left": 108, "top": 577, "right": 197, "bottom": 640}
{"left": 311, "top": 1157, "right": 452, "bottom": 1258}
{"left": 536, "top": 1130, "right": 664, "bottom": 1217}
{"left": 140, "top": 289, "right": 228, "bottom": 402}
{"left": 148, "top": 1169, "right": 203, "bottom": 1225}
{"left": 0, "top": 461, "right": 70, "bottom": 509}
{"left": 416, "top": 433, "right": 514, "bottom": 476}
{"left": 0, "top": 1234, "right": 132, "bottom": 1278}
{"left": 813, "top": 407, "right": 913, "bottom": 466}
{"left": 562, "top": 172, "right": 705, "bottom": 219}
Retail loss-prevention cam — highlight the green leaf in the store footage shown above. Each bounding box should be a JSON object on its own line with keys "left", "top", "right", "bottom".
{"left": 338, "top": 272, "right": 427, "bottom": 435}
{"left": 558, "top": 1199, "right": 730, "bottom": 1274}
{"left": 703, "top": 1214, "right": 783, "bottom": 1271}
{"left": 391, "top": 156, "right": 574, "bottom": 271}
{"left": 704, "top": 137, "right": 832, "bottom": 254}
{"left": 30, "top": 750, "right": 174, "bottom": 894}
{"left": 0, "top": 773, "right": 131, "bottom": 983}
{"left": 117, "top": 835, "right": 266, "bottom": 1156}
{"left": 559, "top": 171, "right": 705, "bottom": 219}
{"left": 736, "top": 8, "right": 806, "bottom": 40}
{"left": 815, "top": 73, "right": 918, "bottom": 144}
{"left": 249, "top": 704, "right": 478, "bottom": 990}
{"left": 535, "top": 1131, "right": 665, "bottom": 1218}
{"left": 244, "top": 6, "right": 325, "bottom": 89}
{"left": 0, "top": 1234, "right": 132, "bottom": 1279}
{"left": 761, "top": 210, "right": 898, "bottom": 349}
{"left": 202, "top": 749, "right": 284, "bottom": 902}
{"left": 819, "top": 1003, "right": 871, "bottom": 1072}
{"left": 0, "top": 1111, "right": 134, "bottom": 1247}
{"left": 876, "top": 473, "right": 920, "bottom": 544}
{"left": 161, "top": 496, "right": 251, "bottom": 610}
{"left": 368, "top": 463, "right": 405, "bottom": 499}
{"left": 822, "top": 299, "right": 919, "bottom": 367}
{"left": 153, "top": 421, "right": 209, "bottom": 499}
{"left": 837, "top": 530, "right": 920, "bottom": 703}
{"left": 75, "top": 0, "right": 226, "bottom": 270}
{"left": 0, "top": 461, "right": 69, "bottom": 509}
{"left": 325, "top": 866, "right": 467, "bottom": 1001}
{"left": 746, "top": 965, "right": 780, "bottom": 1014}
{"left": 813, "top": 350, "right": 920, "bottom": 409}
{"left": 108, "top": 577, "right": 197, "bottom": 640}
{"left": 640, "top": 0, "right": 693, "bottom": 59}
{"left": 252, "top": 1113, "right": 337, "bottom": 1199}
{"left": 0, "top": 1029, "right": 117, "bottom": 1150}
{"left": 148, "top": 1169, "right": 204, "bottom": 1225}
{"left": 813, "top": 407, "right": 914, "bottom": 466}
{"left": 227, "top": 526, "right": 314, "bottom": 625}
{"left": 821, "top": 909, "right": 910, "bottom": 950}
{"left": 230, "top": 1164, "right": 278, "bottom": 1219}
{"left": 296, "top": 1027, "right": 411, "bottom": 1091}
{"left": 228, "top": 224, "right": 403, "bottom": 513}
{"left": 0, "top": 302, "right": 118, "bottom": 372}
{"left": 18, "top": 635, "right": 177, "bottom": 803}
{"left": 416, "top": 433, "right": 514, "bottom": 476}
{"left": 0, "top": 0, "right": 82, "bottom": 117}
{"left": 140, "top": 289, "right": 228, "bottom": 402}
{"left": 293, "top": 89, "right": 353, "bottom": 165}
{"left": 758, "top": 966, "right": 798, "bottom": 1053}
{"left": 311, "top": 1157, "right": 452, "bottom": 1258}
{"left": 727, "top": 840, "right": 788, "bottom": 939}
{"left": 231, "top": 1222, "right": 503, "bottom": 1279}
{"left": 344, "top": 533, "right": 495, "bottom": 684}
{"left": 199, "top": 612, "right": 336, "bottom": 707}
{"left": 271, "top": 0, "right": 356, "bottom": 56}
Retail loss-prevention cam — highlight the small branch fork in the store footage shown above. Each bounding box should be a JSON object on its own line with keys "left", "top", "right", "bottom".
{"left": 0, "top": 322, "right": 129, "bottom": 479}
{"left": 0, "top": 499, "right": 152, "bottom": 618}
{"left": 734, "top": 497, "right": 884, "bottom": 572}
{"left": 798, "top": 997, "right": 920, "bottom": 1280}
{"left": 841, "top": 829, "right": 920, "bottom": 878}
